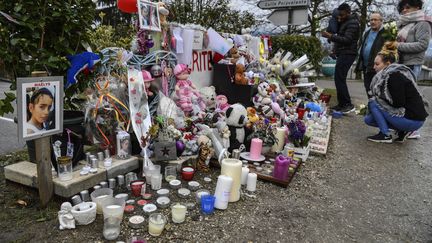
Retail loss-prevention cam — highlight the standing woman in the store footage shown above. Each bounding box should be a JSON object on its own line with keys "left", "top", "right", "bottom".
{"left": 396, "top": 0, "right": 431, "bottom": 138}
{"left": 364, "top": 42, "right": 428, "bottom": 143}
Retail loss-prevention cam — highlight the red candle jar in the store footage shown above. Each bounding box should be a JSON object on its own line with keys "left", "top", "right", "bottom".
{"left": 137, "top": 199, "right": 148, "bottom": 206}
{"left": 297, "top": 108, "right": 306, "bottom": 120}
{"left": 130, "top": 180, "right": 145, "bottom": 197}
{"left": 181, "top": 167, "right": 195, "bottom": 181}
{"left": 124, "top": 205, "right": 135, "bottom": 213}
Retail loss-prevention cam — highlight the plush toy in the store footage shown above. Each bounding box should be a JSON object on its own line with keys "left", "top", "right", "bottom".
{"left": 228, "top": 47, "right": 240, "bottom": 64}
{"left": 199, "top": 86, "right": 217, "bottom": 111}
{"left": 196, "top": 142, "right": 214, "bottom": 173}
{"left": 234, "top": 64, "right": 249, "bottom": 85}
{"left": 142, "top": 70, "right": 155, "bottom": 97}
{"left": 216, "top": 121, "right": 230, "bottom": 149}
{"left": 225, "top": 103, "right": 248, "bottom": 152}
{"left": 66, "top": 52, "right": 100, "bottom": 88}
{"left": 253, "top": 81, "right": 274, "bottom": 117}
{"left": 173, "top": 64, "right": 206, "bottom": 116}
{"left": 246, "top": 107, "right": 260, "bottom": 128}
{"left": 158, "top": 2, "right": 169, "bottom": 26}
{"left": 215, "top": 95, "right": 230, "bottom": 113}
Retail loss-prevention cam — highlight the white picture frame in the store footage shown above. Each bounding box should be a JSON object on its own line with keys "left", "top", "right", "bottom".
{"left": 138, "top": 0, "right": 161, "bottom": 32}
{"left": 17, "top": 76, "right": 64, "bottom": 142}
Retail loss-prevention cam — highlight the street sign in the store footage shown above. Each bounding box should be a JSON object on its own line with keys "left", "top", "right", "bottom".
{"left": 268, "top": 8, "right": 308, "bottom": 26}
{"left": 258, "top": 0, "right": 310, "bottom": 9}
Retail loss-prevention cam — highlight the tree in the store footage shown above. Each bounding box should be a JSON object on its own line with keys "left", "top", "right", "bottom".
{"left": 0, "top": 0, "right": 96, "bottom": 115}
{"left": 167, "top": 0, "right": 256, "bottom": 33}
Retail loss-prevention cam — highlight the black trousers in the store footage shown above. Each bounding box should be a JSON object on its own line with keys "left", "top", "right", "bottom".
{"left": 363, "top": 70, "right": 376, "bottom": 98}
{"left": 335, "top": 54, "right": 356, "bottom": 106}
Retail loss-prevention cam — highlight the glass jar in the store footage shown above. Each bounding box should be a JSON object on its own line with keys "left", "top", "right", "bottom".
{"left": 151, "top": 174, "right": 162, "bottom": 190}
{"left": 148, "top": 213, "right": 167, "bottom": 236}
{"left": 57, "top": 156, "right": 73, "bottom": 181}
{"left": 164, "top": 165, "right": 177, "bottom": 182}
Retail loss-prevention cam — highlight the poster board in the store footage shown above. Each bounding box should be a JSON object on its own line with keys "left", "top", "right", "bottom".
{"left": 17, "top": 76, "right": 63, "bottom": 142}
{"left": 189, "top": 49, "right": 214, "bottom": 88}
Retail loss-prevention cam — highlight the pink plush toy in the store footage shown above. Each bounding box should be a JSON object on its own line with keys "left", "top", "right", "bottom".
{"left": 216, "top": 95, "right": 230, "bottom": 112}
{"left": 173, "top": 64, "right": 205, "bottom": 115}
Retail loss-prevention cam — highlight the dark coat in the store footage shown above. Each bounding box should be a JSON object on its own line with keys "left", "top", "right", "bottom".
{"left": 330, "top": 14, "right": 360, "bottom": 56}
{"left": 356, "top": 28, "right": 386, "bottom": 73}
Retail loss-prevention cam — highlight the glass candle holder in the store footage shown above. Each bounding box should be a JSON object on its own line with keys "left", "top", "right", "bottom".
{"left": 171, "top": 203, "right": 187, "bottom": 223}
{"left": 200, "top": 195, "right": 216, "bottom": 215}
{"left": 151, "top": 173, "right": 162, "bottom": 190}
{"left": 57, "top": 156, "right": 73, "bottom": 181}
{"left": 148, "top": 213, "right": 167, "bottom": 236}
{"left": 164, "top": 165, "right": 177, "bottom": 182}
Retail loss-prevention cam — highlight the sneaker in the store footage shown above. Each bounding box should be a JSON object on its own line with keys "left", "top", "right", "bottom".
{"left": 407, "top": 130, "right": 420, "bottom": 139}
{"left": 340, "top": 104, "right": 355, "bottom": 114}
{"left": 367, "top": 132, "right": 393, "bottom": 143}
{"left": 394, "top": 131, "right": 409, "bottom": 143}
{"left": 331, "top": 104, "right": 342, "bottom": 111}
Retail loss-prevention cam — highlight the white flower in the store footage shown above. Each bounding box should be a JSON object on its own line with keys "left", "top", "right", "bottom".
{"left": 390, "top": 21, "right": 397, "bottom": 28}
{"left": 384, "top": 23, "right": 390, "bottom": 29}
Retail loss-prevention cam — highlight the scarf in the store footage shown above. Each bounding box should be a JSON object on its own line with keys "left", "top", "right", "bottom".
{"left": 370, "top": 63, "right": 429, "bottom": 117}
{"left": 397, "top": 10, "right": 428, "bottom": 42}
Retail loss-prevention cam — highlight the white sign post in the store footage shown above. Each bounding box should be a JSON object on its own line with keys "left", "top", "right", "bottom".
{"left": 268, "top": 8, "right": 308, "bottom": 26}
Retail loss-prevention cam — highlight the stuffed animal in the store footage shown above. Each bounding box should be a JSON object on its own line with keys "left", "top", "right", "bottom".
{"left": 199, "top": 86, "right": 217, "bottom": 111}
{"left": 228, "top": 47, "right": 240, "bottom": 64}
{"left": 253, "top": 81, "right": 274, "bottom": 117}
{"left": 172, "top": 64, "right": 206, "bottom": 116}
{"left": 225, "top": 103, "right": 248, "bottom": 152}
{"left": 246, "top": 107, "right": 260, "bottom": 128}
{"left": 66, "top": 52, "right": 100, "bottom": 88}
{"left": 196, "top": 143, "right": 214, "bottom": 173}
{"left": 158, "top": 2, "right": 169, "bottom": 26}
{"left": 215, "top": 95, "right": 230, "bottom": 113}
{"left": 216, "top": 121, "right": 231, "bottom": 149}
{"left": 235, "top": 64, "right": 249, "bottom": 85}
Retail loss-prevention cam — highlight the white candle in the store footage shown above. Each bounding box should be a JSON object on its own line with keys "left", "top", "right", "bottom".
{"left": 221, "top": 159, "right": 242, "bottom": 202}
{"left": 214, "top": 175, "right": 233, "bottom": 210}
{"left": 148, "top": 213, "right": 166, "bottom": 236}
{"left": 171, "top": 203, "right": 187, "bottom": 223}
{"left": 246, "top": 173, "right": 257, "bottom": 192}
{"left": 241, "top": 167, "right": 250, "bottom": 185}
{"left": 272, "top": 127, "right": 287, "bottom": 152}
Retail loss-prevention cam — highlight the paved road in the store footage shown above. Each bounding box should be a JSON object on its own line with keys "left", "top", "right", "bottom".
{"left": 0, "top": 81, "right": 24, "bottom": 154}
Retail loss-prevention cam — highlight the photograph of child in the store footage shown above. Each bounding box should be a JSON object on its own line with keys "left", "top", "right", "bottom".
{"left": 138, "top": 0, "right": 161, "bottom": 31}
{"left": 26, "top": 87, "right": 55, "bottom": 135}
{"left": 117, "top": 137, "right": 131, "bottom": 159}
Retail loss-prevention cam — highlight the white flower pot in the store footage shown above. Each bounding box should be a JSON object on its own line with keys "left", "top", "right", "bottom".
{"left": 71, "top": 202, "right": 97, "bottom": 225}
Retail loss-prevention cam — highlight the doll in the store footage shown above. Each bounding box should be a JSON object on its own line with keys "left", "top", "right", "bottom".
{"left": 142, "top": 70, "right": 154, "bottom": 97}
{"left": 172, "top": 64, "right": 205, "bottom": 116}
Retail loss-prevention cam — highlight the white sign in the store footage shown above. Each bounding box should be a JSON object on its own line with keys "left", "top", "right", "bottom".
{"left": 258, "top": 0, "right": 309, "bottom": 9}
{"left": 193, "top": 30, "right": 204, "bottom": 50}
{"left": 189, "top": 49, "right": 214, "bottom": 88}
{"left": 268, "top": 8, "right": 308, "bottom": 26}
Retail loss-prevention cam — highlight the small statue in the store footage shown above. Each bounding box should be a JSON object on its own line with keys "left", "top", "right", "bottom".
{"left": 58, "top": 202, "right": 75, "bottom": 230}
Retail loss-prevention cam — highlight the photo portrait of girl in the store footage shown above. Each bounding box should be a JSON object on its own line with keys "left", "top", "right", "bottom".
{"left": 26, "top": 87, "right": 54, "bottom": 135}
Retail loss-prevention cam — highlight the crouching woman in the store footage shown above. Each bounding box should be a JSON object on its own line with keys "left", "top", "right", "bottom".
{"left": 365, "top": 41, "right": 429, "bottom": 143}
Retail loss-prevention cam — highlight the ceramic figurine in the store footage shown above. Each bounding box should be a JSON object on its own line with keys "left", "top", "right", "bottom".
{"left": 58, "top": 202, "right": 76, "bottom": 230}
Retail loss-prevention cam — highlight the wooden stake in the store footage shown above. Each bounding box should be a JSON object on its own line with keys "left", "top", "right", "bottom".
{"left": 31, "top": 71, "right": 53, "bottom": 208}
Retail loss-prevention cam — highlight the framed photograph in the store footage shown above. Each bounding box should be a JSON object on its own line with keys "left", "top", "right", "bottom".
{"left": 17, "top": 76, "right": 64, "bottom": 141}
{"left": 138, "top": 0, "right": 161, "bottom": 32}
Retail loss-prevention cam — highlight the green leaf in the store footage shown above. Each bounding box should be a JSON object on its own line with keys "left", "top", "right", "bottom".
{"left": 14, "top": 4, "right": 23, "bottom": 12}
{"left": 10, "top": 39, "right": 19, "bottom": 46}
{"left": 5, "top": 92, "right": 16, "bottom": 100}
{"left": 47, "top": 56, "right": 60, "bottom": 63}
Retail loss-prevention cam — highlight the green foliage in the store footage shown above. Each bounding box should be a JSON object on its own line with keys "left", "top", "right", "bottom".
{"left": 0, "top": 0, "right": 96, "bottom": 114}
{"left": 272, "top": 35, "right": 324, "bottom": 71}
{"left": 167, "top": 0, "right": 256, "bottom": 33}
{"left": 87, "top": 12, "right": 135, "bottom": 52}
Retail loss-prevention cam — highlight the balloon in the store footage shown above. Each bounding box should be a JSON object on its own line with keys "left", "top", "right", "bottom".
{"left": 176, "top": 140, "right": 185, "bottom": 156}
{"left": 117, "top": 0, "right": 138, "bottom": 14}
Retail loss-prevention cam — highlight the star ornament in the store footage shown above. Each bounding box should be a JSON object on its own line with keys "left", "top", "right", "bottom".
{"left": 161, "top": 147, "right": 170, "bottom": 156}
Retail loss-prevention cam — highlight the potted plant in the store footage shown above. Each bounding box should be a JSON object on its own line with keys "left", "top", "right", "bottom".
{"left": 285, "top": 120, "right": 311, "bottom": 161}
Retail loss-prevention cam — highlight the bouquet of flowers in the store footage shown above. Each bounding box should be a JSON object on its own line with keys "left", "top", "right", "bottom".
{"left": 287, "top": 120, "right": 310, "bottom": 147}
{"left": 246, "top": 118, "right": 278, "bottom": 146}
{"left": 382, "top": 21, "right": 398, "bottom": 41}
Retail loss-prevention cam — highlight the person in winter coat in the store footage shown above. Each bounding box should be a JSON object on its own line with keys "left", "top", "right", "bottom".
{"left": 322, "top": 3, "right": 360, "bottom": 113}
{"left": 364, "top": 41, "right": 429, "bottom": 143}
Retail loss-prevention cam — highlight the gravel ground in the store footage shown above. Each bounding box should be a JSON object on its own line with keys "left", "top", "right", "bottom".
{"left": 1, "top": 81, "right": 432, "bottom": 242}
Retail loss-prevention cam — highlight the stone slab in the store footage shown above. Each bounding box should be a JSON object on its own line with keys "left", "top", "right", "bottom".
{"left": 167, "top": 155, "right": 197, "bottom": 166}
{"left": 4, "top": 161, "right": 38, "bottom": 188}
{"left": 105, "top": 156, "right": 140, "bottom": 179}
{"left": 4, "top": 156, "right": 140, "bottom": 198}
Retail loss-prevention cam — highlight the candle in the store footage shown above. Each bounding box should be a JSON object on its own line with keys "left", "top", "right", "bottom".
{"left": 273, "top": 155, "right": 290, "bottom": 180}
{"left": 249, "top": 138, "right": 263, "bottom": 160}
{"left": 241, "top": 167, "right": 250, "bottom": 185}
{"left": 148, "top": 213, "right": 167, "bottom": 236}
{"left": 171, "top": 203, "right": 187, "bottom": 223}
{"left": 124, "top": 205, "right": 135, "bottom": 213}
{"left": 169, "top": 179, "right": 181, "bottom": 189}
{"left": 178, "top": 188, "right": 191, "bottom": 198}
{"left": 181, "top": 167, "right": 195, "bottom": 181}
{"left": 151, "top": 174, "right": 162, "bottom": 190}
{"left": 129, "top": 215, "right": 145, "bottom": 229}
{"left": 130, "top": 180, "right": 145, "bottom": 197}
{"left": 143, "top": 203, "right": 157, "bottom": 215}
{"left": 156, "top": 189, "right": 170, "bottom": 197}
{"left": 137, "top": 199, "right": 148, "bottom": 206}
{"left": 156, "top": 196, "right": 170, "bottom": 209}
{"left": 188, "top": 181, "right": 200, "bottom": 191}
{"left": 195, "top": 189, "right": 210, "bottom": 204}
{"left": 246, "top": 173, "right": 257, "bottom": 192}
{"left": 115, "top": 193, "right": 128, "bottom": 201}
{"left": 271, "top": 127, "right": 287, "bottom": 152}
{"left": 214, "top": 175, "right": 233, "bottom": 210}
{"left": 221, "top": 159, "right": 242, "bottom": 202}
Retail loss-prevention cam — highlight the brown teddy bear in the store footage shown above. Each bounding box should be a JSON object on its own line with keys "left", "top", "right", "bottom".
{"left": 228, "top": 47, "right": 240, "bottom": 64}
{"left": 234, "top": 64, "right": 248, "bottom": 85}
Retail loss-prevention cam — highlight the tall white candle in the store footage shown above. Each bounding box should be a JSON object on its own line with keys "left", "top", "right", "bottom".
{"left": 272, "top": 127, "right": 287, "bottom": 152}
{"left": 221, "top": 159, "right": 242, "bottom": 202}
{"left": 241, "top": 167, "right": 250, "bottom": 185}
{"left": 246, "top": 173, "right": 257, "bottom": 192}
{"left": 214, "top": 175, "right": 233, "bottom": 210}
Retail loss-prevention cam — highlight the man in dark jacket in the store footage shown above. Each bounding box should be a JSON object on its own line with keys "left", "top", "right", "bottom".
{"left": 322, "top": 3, "right": 360, "bottom": 113}
{"left": 355, "top": 12, "right": 385, "bottom": 98}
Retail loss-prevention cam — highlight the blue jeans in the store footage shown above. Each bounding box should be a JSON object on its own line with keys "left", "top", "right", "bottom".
{"left": 364, "top": 100, "right": 424, "bottom": 135}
